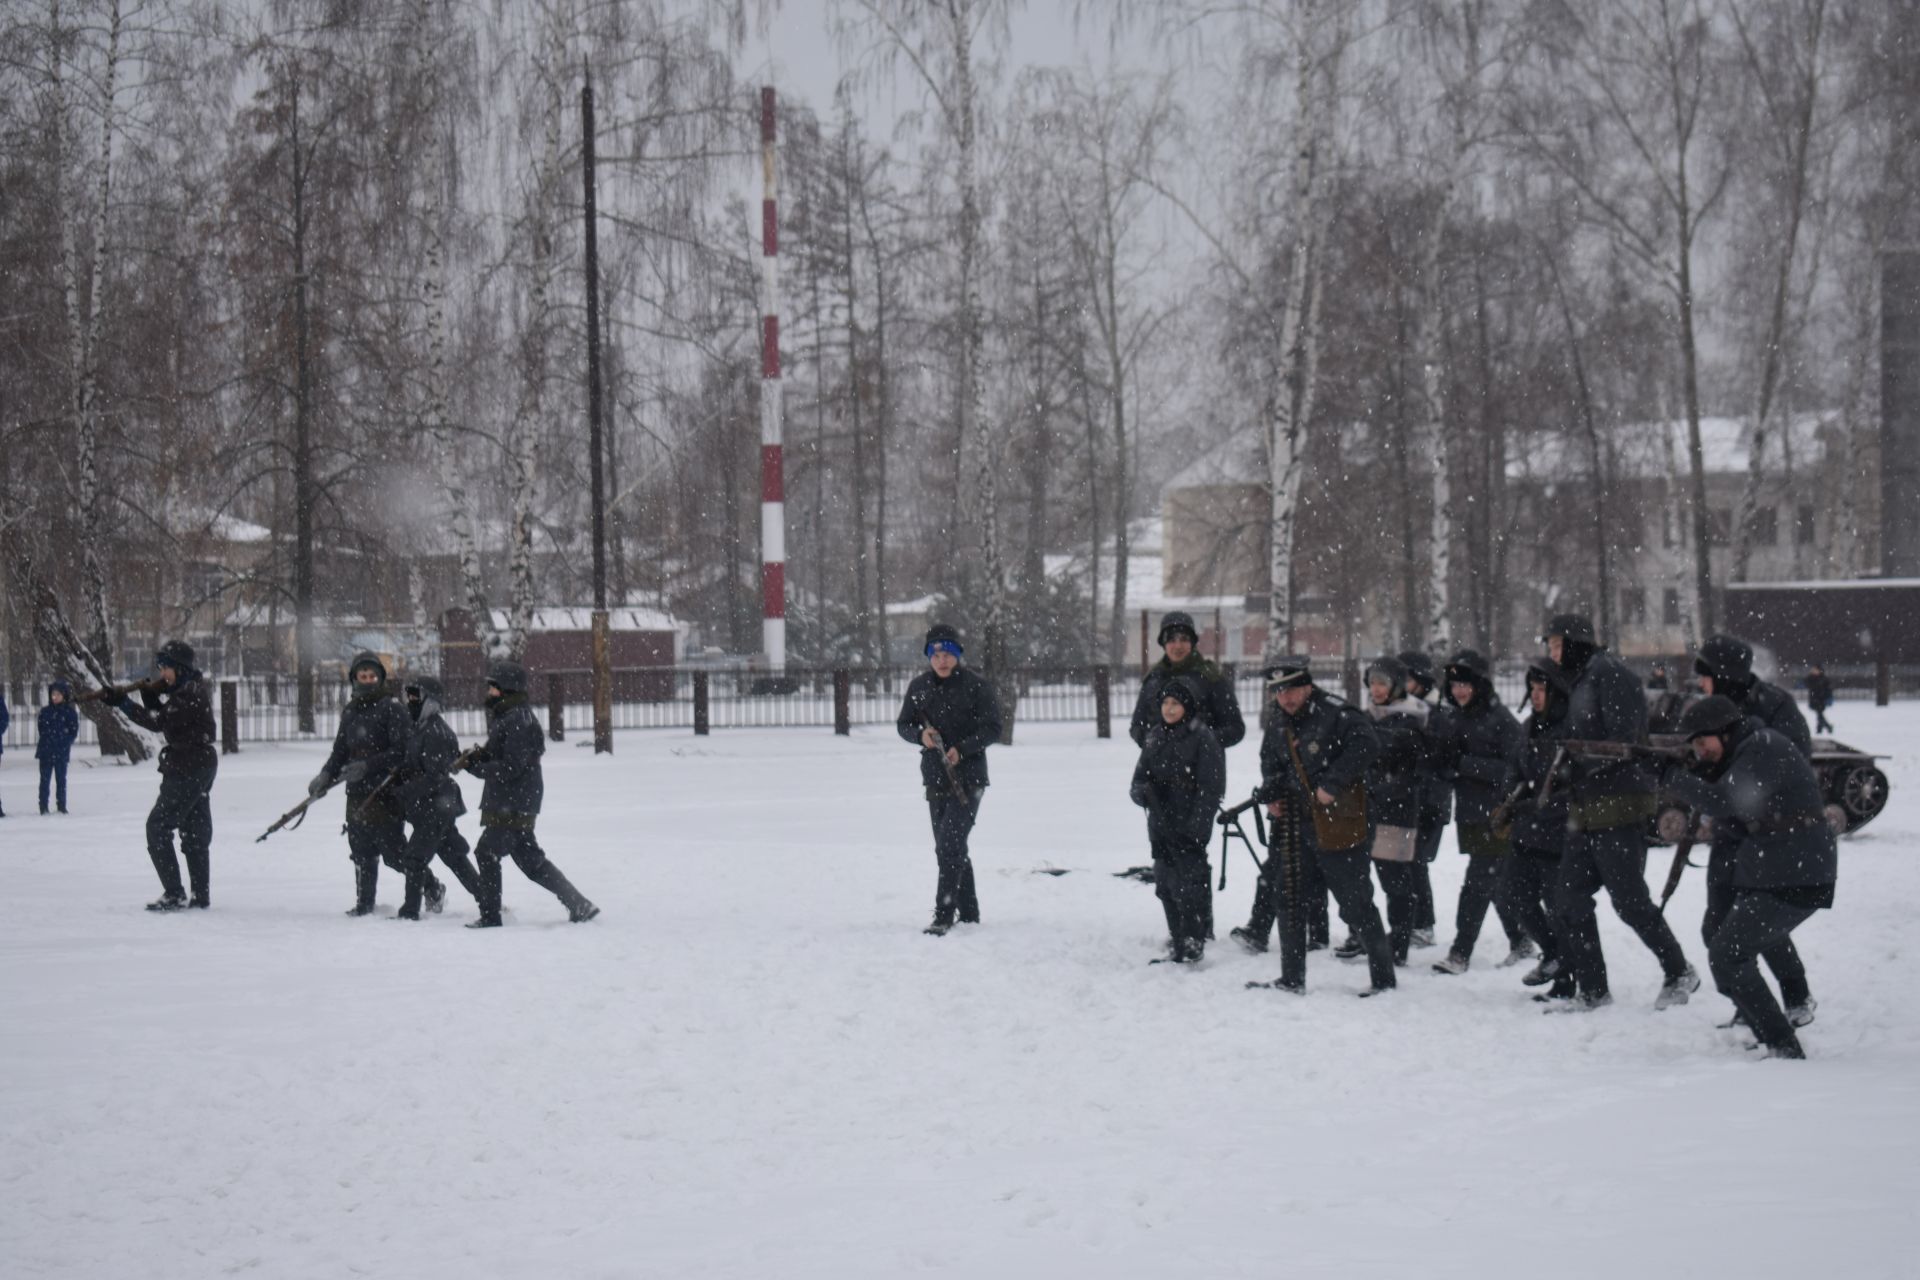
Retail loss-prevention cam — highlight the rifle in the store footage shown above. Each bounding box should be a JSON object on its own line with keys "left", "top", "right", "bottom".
{"left": 1656, "top": 813, "right": 1704, "bottom": 915}
{"left": 256, "top": 784, "right": 333, "bottom": 843}
{"left": 350, "top": 768, "right": 405, "bottom": 824}
{"left": 1216, "top": 793, "right": 1267, "bottom": 890}
{"left": 924, "top": 728, "right": 968, "bottom": 801}
{"left": 75, "top": 677, "right": 164, "bottom": 705}
{"left": 1538, "top": 736, "right": 1690, "bottom": 807}
{"left": 1488, "top": 779, "right": 1534, "bottom": 835}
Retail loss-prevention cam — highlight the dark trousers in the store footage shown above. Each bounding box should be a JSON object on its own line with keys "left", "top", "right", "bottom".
{"left": 475, "top": 825, "right": 590, "bottom": 922}
{"left": 1703, "top": 853, "right": 1808, "bottom": 1009}
{"left": 1246, "top": 809, "right": 1330, "bottom": 947}
{"left": 1812, "top": 706, "right": 1833, "bottom": 734}
{"left": 927, "top": 789, "right": 983, "bottom": 924}
{"left": 1709, "top": 891, "right": 1818, "bottom": 1049}
{"left": 1152, "top": 833, "right": 1212, "bottom": 958}
{"left": 147, "top": 764, "right": 215, "bottom": 903}
{"left": 1373, "top": 858, "right": 1418, "bottom": 963}
{"left": 1274, "top": 841, "right": 1394, "bottom": 991}
{"left": 1554, "top": 824, "right": 1690, "bottom": 997}
{"left": 1410, "top": 815, "right": 1445, "bottom": 931}
{"left": 39, "top": 758, "right": 70, "bottom": 811}
{"left": 1451, "top": 854, "right": 1527, "bottom": 960}
{"left": 396, "top": 818, "right": 482, "bottom": 915}
{"left": 1503, "top": 847, "right": 1562, "bottom": 964}
{"left": 346, "top": 806, "right": 407, "bottom": 911}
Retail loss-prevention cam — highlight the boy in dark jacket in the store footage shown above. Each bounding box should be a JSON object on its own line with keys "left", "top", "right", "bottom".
{"left": 1804, "top": 665, "right": 1833, "bottom": 734}
{"left": 1431, "top": 649, "right": 1530, "bottom": 974}
{"left": 107, "top": 641, "right": 218, "bottom": 910}
{"left": 1694, "top": 635, "right": 1812, "bottom": 758}
{"left": 393, "top": 676, "right": 483, "bottom": 920}
{"left": 37, "top": 679, "right": 80, "bottom": 813}
{"left": 1668, "top": 696, "right": 1836, "bottom": 1059}
{"left": 1132, "top": 677, "right": 1226, "bottom": 964}
{"left": 459, "top": 660, "right": 597, "bottom": 928}
{"left": 309, "top": 653, "right": 414, "bottom": 916}
{"left": 895, "top": 624, "right": 1002, "bottom": 935}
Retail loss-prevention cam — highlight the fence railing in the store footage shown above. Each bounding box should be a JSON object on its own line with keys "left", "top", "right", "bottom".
{"left": 4, "top": 661, "right": 1914, "bottom": 752}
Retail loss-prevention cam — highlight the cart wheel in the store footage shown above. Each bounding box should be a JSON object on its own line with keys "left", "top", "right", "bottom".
{"left": 1841, "top": 765, "right": 1889, "bottom": 829}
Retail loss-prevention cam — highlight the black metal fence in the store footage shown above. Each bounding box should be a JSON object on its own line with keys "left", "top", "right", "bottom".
{"left": 4, "top": 661, "right": 1914, "bottom": 752}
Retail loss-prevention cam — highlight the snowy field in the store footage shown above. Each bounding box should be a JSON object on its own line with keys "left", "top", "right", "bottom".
{"left": 3, "top": 706, "right": 1916, "bottom": 1279}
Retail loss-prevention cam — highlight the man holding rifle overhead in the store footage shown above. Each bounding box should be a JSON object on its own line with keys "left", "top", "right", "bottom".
{"left": 1541, "top": 614, "right": 1698, "bottom": 1013}
{"left": 104, "top": 640, "right": 218, "bottom": 911}
{"left": 896, "top": 623, "right": 1002, "bottom": 936}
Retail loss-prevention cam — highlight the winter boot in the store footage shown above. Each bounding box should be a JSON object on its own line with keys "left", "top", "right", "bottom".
{"left": 1229, "top": 925, "right": 1270, "bottom": 954}
{"left": 424, "top": 876, "right": 447, "bottom": 915}
{"left": 1333, "top": 937, "right": 1367, "bottom": 963}
{"left": 1247, "top": 978, "right": 1305, "bottom": 994}
{"left": 1654, "top": 964, "right": 1701, "bottom": 1011}
{"left": 1358, "top": 983, "right": 1395, "bottom": 998}
{"left": 1432, "top": 952, "right": 1470, "bottom": 976}
{"left": 1541, "top": 990, "right": 1614, "bottom": 1014}
{"left": 1498, "top": 938, "right": 1539, "bottom": 967}
{"left": 923, "top": 915, "right": 953, "bottom": 937}
{"left": 1410, "top": 927, "right": 1435, "bottom": 949}
{"left": 345, "top": 859, "right": 378, "bottom": 917}
{"left": 1757, "top": 1036, "right": 1807, "bottom": 1060}
{"left": 569, "top": 901, "right": 601, "bottom": 924}
{"left": 1787, "top": 997, "right": 1817, "bottom": 1028}
{"left": 465, "top": 915, "right": 503, "bottom": 929}
{"left": 146, "top": 891, "right": 188, "bottom": 912}
{"left": 1521, "top": 956, "right": 1561, "bottom": 987}
{"left": 396, "top": 872, "right": 425, "bottom": 921}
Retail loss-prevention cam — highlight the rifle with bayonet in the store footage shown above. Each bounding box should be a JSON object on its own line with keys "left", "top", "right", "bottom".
{"left": 1536, "top": 735, "right": 1691, "bottom": 808}
{"left": 257, "top": 782, "right": 335, "bottom": 843}
{"left": 1657, "top": 810, "right": 1706, "bottom": 915}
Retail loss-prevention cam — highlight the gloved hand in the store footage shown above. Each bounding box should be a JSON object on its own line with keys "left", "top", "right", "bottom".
{"left": 307, "top": 770, "right": 333, "bottom": 799}
{"left": 461, "top": 748, "right": 491, "bottom": 771}
{"left": 340, "top": 760, "right": 370, "bottom": 786}
{"left": 1130, "top": 781, "right": 1152, "bottom": 808}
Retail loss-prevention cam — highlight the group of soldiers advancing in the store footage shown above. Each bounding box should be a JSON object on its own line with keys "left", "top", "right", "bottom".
{"left": 899, "top": 612, "right": 1839, "bottom": 1059}
{"left": 115, "top": 643, "right": 596, "bottom": 927}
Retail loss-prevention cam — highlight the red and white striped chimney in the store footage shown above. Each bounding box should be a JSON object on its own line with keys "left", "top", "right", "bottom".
{"left": 759, "top": 86, "right": 786, "bottom": 673}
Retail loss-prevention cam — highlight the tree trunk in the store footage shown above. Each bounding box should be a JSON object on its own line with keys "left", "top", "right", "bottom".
{"left": 290, "top": 70, "right": 318, "bottom": 733}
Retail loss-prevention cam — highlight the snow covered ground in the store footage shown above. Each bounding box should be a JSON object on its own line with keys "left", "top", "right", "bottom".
{"left": 3, "top": 705, "right": 1916, "bottom": 1279}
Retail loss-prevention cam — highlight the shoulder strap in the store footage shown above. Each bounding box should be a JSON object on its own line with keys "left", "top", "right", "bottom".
{"left": 1285, "top": 727, "right": 1314, "bottom": 794}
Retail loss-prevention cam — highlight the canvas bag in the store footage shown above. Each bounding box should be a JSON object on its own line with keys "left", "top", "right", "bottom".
{"left": 1286, "top": 730, "right": 1369, "bottom": 851}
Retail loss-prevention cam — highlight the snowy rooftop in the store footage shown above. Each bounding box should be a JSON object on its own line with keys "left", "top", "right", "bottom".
{"left": 485, "top": 606, "right": 684, "bottom": 634}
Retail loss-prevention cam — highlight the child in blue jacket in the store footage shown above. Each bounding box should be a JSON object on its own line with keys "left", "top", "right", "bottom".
{"left": 37, "top": 681, "right": 80, "bottom": 814}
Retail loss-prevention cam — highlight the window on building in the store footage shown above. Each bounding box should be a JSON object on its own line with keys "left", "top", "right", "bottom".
{"left": 1708, "top": 509, "right": 1731, "bottom": 546}
{"left": 180, "top": 561, "right": 225, "bottom": 608}
{"left": 1797, "top": 504, "right": 1816, "bottom": 546}
{"left": 1620, "top": 587, "right": 1647, "bottom": 625}
{"left": 1663, "top": 587, "right": 1682, "bottom": 626}
{"left": 1752, "top": 506, "right": 1778, "bottom": 547}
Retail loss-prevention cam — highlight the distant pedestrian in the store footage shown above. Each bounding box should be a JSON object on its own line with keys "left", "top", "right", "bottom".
{"left": 36, "top": 680, "right": 80, "bottom": 814}
{"left": 1647, "top": 663, "right": 1670, "bottom": 692}
{"left": 1804, "top": 665, "right": 1834, "bottom": 735}
{"left": 895, "top": 624, "right": 1001, "bottom": 936}
{"left": 0, "top": 687, "right": 9, "bottom": 818}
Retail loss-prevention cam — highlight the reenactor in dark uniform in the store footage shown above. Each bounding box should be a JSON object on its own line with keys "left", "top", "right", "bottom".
{"left": 1398, "top": 649, "right": 1449, "bottom": 949}
{"left": 1694, "top": 634, "right": 1812, "bottom": 757}
{"left": 394, "top": 676, "right": 483, "bottom": 920}
{"left": 1130, "top": 677, "right": 1226, "bottom": 964}
{"left": 1543, "top": 615, "right": 1698, "bottom": 1012}
{"left": 1246, "top": 656, "right": 1394, "bottom": 997}
{"left": 309, "top": 653, "right": 413, "bottom": 916}
{"left": 895, "top": 624, "right": 1002, "bottom": 936}
{"left": 460, "top": 660, "right": 598, "bottom": 928}
{"left": 1430, "top": 649, "right": 1531, "bottom": 974}
{"left": 1669, "top": 695, "right": 1836, "bottom": 1059}
{"left": 1360, "top": 656, "right": 1429, "bottom": 966}
{"left": 109, "top": 640, "right": 218, "bottom": 911}
{"left": 1508, "top": 662, "right": 1574, "bottom": 998}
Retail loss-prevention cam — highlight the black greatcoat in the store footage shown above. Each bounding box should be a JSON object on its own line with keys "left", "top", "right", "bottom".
{"left": 468, "top": 694, "right": 546, "bottom": 824}
{"left": 1561, "top": 647, "right": 1656, "bottom": 830}
{"left": 119, "top": 676, "right": 218, "bottom": 776}
{"left": 323, "top": 689, "right": 413, "bottom": 813}
{"left": 1737, "top": 679, "right": 1813, "bottom": 759}
{"left": 400, "top": 707, "right": 468, "bottom": 825}
{"left": 1129, "top": 655, "right": 1246, "bottom": 749}
{"left": 895, "top": 667, "right": 1003, "bottom": 792}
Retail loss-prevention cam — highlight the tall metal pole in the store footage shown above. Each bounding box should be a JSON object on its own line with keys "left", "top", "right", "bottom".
{"left": 759, "top": 86, "right": 787, "bottom": 674}
{"left": 582, "top": 60, "right": 612, "bottom": 752}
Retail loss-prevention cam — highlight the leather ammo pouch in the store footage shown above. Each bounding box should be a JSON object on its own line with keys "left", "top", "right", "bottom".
{"left": 1286, "top": 730, "right": 1368, "bottom": 850}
